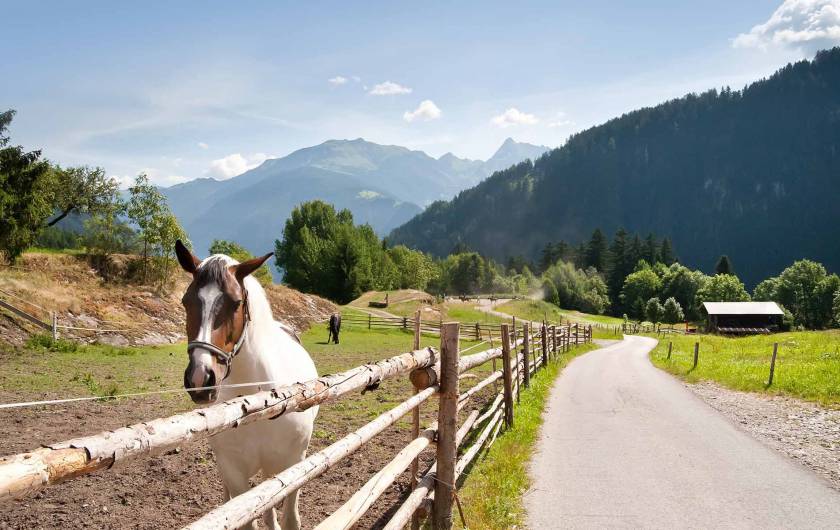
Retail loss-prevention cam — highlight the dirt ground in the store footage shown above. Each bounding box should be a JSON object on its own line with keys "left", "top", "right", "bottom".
{"left": 0, "top": 367, "right": 452, "bottom": 530}
{"left": 0, "top": 382, "right": 493, "bottom": 529}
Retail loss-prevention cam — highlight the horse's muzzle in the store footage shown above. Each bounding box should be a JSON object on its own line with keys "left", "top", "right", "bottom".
{"left": 184, "top": 364, "right": 218, "bottom": 404}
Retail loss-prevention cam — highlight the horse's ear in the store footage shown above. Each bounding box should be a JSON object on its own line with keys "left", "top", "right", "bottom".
{"left": 175, "top": 240, "right": 201, "bottom": 274}
{"left": 233, "top": 252, "right": 273, "bottom": 282}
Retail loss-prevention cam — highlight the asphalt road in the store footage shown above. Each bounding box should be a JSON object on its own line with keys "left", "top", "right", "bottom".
{"left": 525, "top": 336, "right": 840, "bottom": 529}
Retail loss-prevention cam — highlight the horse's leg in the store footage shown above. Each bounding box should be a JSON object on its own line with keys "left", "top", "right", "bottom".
{"left": 215, "top": 456, "right": 258, "bottom": 530}
{"left": 263, "top": 450, "right": 307, "bottom": 530}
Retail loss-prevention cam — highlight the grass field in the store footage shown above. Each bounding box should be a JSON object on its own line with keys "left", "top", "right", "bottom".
{"left": 456, "top": 341, "right": 597, "bottom": 529}
{"left": 649, "top": 331, "right": 840, "bottom": 406}
{"left": 494, "top": 299, "right": 623, "bottom": 340}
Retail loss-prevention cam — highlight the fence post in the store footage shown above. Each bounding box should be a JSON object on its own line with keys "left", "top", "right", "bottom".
{"left": 541, "top": 324, "right": 548, "bottom": 367}
{"left": 767, "top": 342, "right": 779, "bottom": 386}
{"left": 667, "top": 341, "right": 673, "bottom": 360}
{"left": 410, "top": 310, "right": 422, "bottom": 530}
{"left": 51, "top": 311, "right": 58, "bottom": 340}
{"left": 434, "top": 322, "right": 460, "bottom": 530}
{"left": 692, "top": 342, "right": 699, "bottom": 369}
{"left": 368, "top": 313, "right": 371, "bottom": 330}
{"left": 403, "top": 316, "right": 408, "bottom": 330}
{"left": 475, "top": 322, "right": 480, "bottom": 341}
{"left": 521, "top": 324, "right": 531, "bottom": 388}
{"left": 500, "top": 324, "right": 514, "bottom": 428}
{"left": 588, "top": 325, "right": 592, "bottom": 343}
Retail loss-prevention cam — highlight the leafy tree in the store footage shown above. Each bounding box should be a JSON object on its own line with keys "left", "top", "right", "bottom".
{"left": 584, "top": 228, "right": 608, "bottom": 271}
{"left": 661, "top": 263, "right": 708, "bottom": 320}
{"left": 126, "top": 173, "right": 167, "bottom": 282}
{"left": 774, "top": 260, "right": 840, "bottom": 329}
{"left": 387, "top": 245, "right": 437, "bottom": 290}
{"left": 645, "top": 297, "right": 664, "bottom": 324}
{"left": 752, "top": 276, "right": 781, "bottom": 301}
{"left": 833, "top": 290, "right": 840, "bottom": 327}
{"left": 83, "top": 199, "right": 136, "bottom": 257}
{"left": 714, "top": 255, "right": 734, "bottom": 276}
{"left": 544, "top": 260, "right": 609, "bottom": 314}
{"left": 620, "top": 268, "right": 662, "bottom": 319}
{"left": 0, "top": 110, "right": 53, "bottom": 261}
{"left": 45, "top": 165, "right": 120, "bottom": 227}
{"left": 148, "top": 212, "right": 189, "bottom": 291}
{"left": 542, "top": 277, "right": 559, "bottom": 306}
{"left": 209, "top": 239, "right": 273, "bottom": 287}
{"left": 696, "top": 274, "right": 750, "bottom": 305}
{"left": 662, "top": 297, "right": 685, "bottom": 325}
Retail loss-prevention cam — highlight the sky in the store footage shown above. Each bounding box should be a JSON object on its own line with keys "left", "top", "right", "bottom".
{"left": 2, "top": 0, "right": 839, "bottom": 187}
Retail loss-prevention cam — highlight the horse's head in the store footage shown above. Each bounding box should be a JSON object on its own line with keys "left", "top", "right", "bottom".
{"left": 175, "top": 240, "right": 272, "bottom": 404}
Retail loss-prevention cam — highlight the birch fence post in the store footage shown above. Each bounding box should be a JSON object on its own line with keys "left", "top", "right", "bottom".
{"left": 522, "top": 324, "right": 531, "bottom": 388}
{"left": 500, "top": 324, "right": 514, "bottom": 428}
{"left": 767, "top": 342, "right": 779, "bottom": 386}
{"left": 51, "top": 312, "right": 58, "bottom": 340}
{"left": 541, "top": 324, "right": 548, "bottom": 367}
{"left": 411, "top": 310, "right": 422, "bottom": 530}
{"left": 434, "top": 322, "right": 460, "bottom": 530}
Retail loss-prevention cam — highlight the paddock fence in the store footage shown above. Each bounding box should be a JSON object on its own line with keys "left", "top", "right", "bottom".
{"left": 0, "top": 312, "right": 592, "bottom": 529}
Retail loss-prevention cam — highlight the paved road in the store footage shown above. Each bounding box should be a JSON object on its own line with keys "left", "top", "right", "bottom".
{"left": 525, "top": 336, "right": 840, "bottom": 529}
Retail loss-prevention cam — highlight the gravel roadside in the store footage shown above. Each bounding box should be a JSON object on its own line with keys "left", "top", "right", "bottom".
{"left": 687, "top": 381, "right": 840, "bottom": 491}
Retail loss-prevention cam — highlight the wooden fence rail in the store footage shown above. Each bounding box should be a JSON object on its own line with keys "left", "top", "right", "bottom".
{"left": 0, "top": 313, "right": 592, "bottom": 530}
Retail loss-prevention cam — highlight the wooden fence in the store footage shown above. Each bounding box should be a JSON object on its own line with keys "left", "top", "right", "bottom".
{"left": 0, "top": 313, "right": 592, "bottom": 529}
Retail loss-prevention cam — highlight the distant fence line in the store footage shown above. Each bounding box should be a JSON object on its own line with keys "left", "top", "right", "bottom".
{"left": 0, "top": 311, "right": 592, "bottom": 530}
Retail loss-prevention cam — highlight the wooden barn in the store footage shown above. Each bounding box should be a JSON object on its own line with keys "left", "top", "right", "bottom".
{"left": 703, "top": 301, "right": 784, "bottom": 334}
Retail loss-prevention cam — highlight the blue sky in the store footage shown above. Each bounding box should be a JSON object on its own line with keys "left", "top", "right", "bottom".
{"left": 3, "top": 1, "right": 838, "bottom": 186}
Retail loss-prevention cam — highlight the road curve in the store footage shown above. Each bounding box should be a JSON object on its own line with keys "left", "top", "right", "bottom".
{"left": 525, "top": 336, "right": 840, "bottom": 529}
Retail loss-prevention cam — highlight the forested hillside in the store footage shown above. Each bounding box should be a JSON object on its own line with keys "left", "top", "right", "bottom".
{"left": 389, "top": 48, "right": 840, "bottom": 287}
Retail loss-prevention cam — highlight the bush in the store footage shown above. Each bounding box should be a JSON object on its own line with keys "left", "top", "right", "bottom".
{"left": 26, "top": 333, "right": 78, "bottom": 353}
{"left": 662, "top": 297, "right": 684, "bottom": 324}
{"left": 645, "top": 297, "right": 664, "bottom": 324}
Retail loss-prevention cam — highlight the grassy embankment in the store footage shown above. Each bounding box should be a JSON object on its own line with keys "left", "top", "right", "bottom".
{"left": 455, "top": 341, "right": 597, "bottom": 529}
{"left": 650, "top": 331, "right": 840, "bottom": 406}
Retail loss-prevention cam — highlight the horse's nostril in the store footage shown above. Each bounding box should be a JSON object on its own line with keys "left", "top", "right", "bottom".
{"left": 204, "top": 370, "right": 216, "bottom": 389}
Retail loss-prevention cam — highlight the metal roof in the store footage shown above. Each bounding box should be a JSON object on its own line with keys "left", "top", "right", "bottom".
{"left": 702, "top": 301, "right": 784, "bottom": 316}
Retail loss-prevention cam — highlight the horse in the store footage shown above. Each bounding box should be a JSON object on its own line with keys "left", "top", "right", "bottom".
{"left": 327, "top": 313, "right": 341, "bottom": 344}
{"left": 175, "top": 240, "right": 318, "bottom": 530}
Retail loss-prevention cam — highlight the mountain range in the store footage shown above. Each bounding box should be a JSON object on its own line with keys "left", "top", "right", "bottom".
{"left": 162, "top": 137, "right": 549, "bottom": 258}
{"left": 388, "top": 48, "right": 840, "bottom": 288}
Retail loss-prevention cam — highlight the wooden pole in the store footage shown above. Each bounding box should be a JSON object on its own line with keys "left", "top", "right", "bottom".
{"left": 522, "top": 324, "right": 531, "bottom": 388}
{"left": 434, "top": 322, "right": 460, "bottom": 530}
{"left": 767, "top": 342, "right": 779, "bottom": 386}
{"left": 552, "top": 325, "right": 558, "bottom": 356}
{"left": 411, "top": 310, "right": 422, "bottom": 530}
{"left": 475, "top": 322, "right": 480, "bottom": 341}
{"left": 541, "top": 324, "right": 548, "bottom": 367}
{"left": 52, "top": 311, "right": 58, "bottom": 340}
{"left": 500, "top": 324, "right": 514, "bottom": 428}
{"left": 667, "top": 341, "right": 672, "bottom": 360}
{"left": 368, "top": 313, "right": 371, "bottom": 330}
{"left": 693, "top": 342, "right": 699, "bottom": 369}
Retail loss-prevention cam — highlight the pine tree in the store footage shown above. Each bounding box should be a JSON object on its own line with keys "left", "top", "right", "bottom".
{"left": 643, "top": 233, "right": 659, "bottom": 264}
{"left": 628, "top": 235, "right": 643, "bottom": 271}
{"left": 585, "top": 228, "right": 608, "bottom": 271}
{"left": 660, "top": 238, "right": 675, "bottom": 265}
{"left": 715, "top": 255, "right": 734, "bottom": 275}
{"left": 606, "top": 228, "right": 629, "bottom": 313}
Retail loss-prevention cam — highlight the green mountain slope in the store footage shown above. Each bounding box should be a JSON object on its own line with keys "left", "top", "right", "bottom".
{"left": 389, "top": 49, "right": 840, "bottom": 287}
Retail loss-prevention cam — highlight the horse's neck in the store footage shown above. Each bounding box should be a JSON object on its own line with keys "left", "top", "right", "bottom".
{"left": 227, "top": 280, "right": 287, "bottom": 385}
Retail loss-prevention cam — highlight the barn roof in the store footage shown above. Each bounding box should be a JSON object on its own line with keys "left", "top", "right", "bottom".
{"left": 702, "top": 301, "right": 784, "bottom": 316}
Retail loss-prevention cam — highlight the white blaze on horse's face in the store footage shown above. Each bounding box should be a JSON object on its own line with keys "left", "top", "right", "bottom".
{"left": 174, "top": 240, "right": 274, "bottom": 406}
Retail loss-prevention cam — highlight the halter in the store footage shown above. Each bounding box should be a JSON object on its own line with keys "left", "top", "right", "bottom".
{"left": 187, "top": 289, "right": 250, "bottom": 381}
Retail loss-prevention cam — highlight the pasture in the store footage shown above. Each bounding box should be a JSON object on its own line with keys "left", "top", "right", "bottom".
{"left": 0, "top": 323, "right": 517, "bottom": 528}
{"left": 649, "top": 331, "right": 840, "bottom": 406}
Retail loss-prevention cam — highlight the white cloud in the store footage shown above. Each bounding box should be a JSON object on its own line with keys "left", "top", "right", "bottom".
{"left": 328, "top": 76, "right": 348, "bottom": 86}
{"left": 491, "top": 108, "right": 539, "bottom": 128}
{"left": 114, "top": 168, "right": 189, "bottom": 188}
{"left": 403, "top": 100, "right": 442, "bottom": 122}
{"left": 357, "top": 190, "right": 382, "bottom": 200}
{"left": 547, "top": 111, "right": 575, "bottom": 128}
{"left": 207, "top": 153, "right": 271, "bottom": 179}
{"left": 733, "top": 0, "right": 840, "bottom": 54}
{"left": 369, "top": 81, "right": 413, "bottom": 95}
{"left": 197, "top": 142, "right": 209, "bottom": 149}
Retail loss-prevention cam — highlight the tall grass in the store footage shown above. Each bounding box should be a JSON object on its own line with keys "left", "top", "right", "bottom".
{"left": 650, "top": 331, "right": 840, "bottom": 406}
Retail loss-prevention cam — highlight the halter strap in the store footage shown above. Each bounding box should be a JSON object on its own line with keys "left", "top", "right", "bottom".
{"left": 187, "top": 289, "right": 250, "bottom": 380}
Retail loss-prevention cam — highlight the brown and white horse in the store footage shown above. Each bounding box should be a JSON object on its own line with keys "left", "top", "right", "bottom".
{"left": 175, "top": 240, "right": 318, "bottom": 530}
